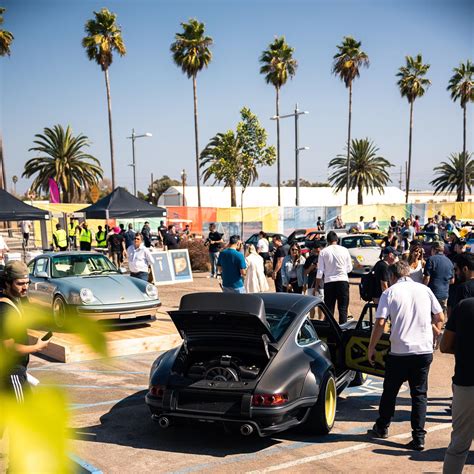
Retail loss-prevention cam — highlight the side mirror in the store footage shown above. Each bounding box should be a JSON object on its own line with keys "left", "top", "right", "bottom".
{"left": 36, "top": 271, "right": 48, "bottom": 278}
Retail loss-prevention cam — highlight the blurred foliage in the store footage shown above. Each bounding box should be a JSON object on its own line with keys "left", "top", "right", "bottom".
{"left": 178, "top": 240, "right": 210, "bottom": 272}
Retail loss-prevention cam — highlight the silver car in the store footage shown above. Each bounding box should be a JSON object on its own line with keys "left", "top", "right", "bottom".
{"left": 339, "top": 234, "right": 381, "bottom": 275}
{"left": 27, "top": 252, "right": 161, "bottom": 327}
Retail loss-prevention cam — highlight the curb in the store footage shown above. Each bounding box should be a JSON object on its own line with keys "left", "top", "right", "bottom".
{"left": 69, "top": 453, "right": 103, "bottom": 474}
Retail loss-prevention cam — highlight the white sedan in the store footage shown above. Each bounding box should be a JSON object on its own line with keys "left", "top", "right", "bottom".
{"left": 339, "top": 234, "right": 381, "bottom": 275}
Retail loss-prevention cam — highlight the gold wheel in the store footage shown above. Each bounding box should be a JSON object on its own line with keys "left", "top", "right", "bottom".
{"left": 325, "top": 376, "right": 336, "bottom": 427}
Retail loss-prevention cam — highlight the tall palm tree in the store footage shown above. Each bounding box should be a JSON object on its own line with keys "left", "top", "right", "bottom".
{"left": 328, "top": 138, "right": 393, "bottom": 205}
{"left": 260, "top": 36, "right": 297, "bottom": 206}
{"left": 430, "top": 152, "right": 473, "bottom": 201}
{"left": 171, "top": 18, "right": 213, "bottom": 208}
{"left": 200, "top": 131, "right": 241, "bottom": 207}
{"left": 332, "top": 36, "right": 369, "bottom": 205}
{"left": 23, "top": 125, "right": 103, "bottom": 203}
{"left": 447, "top": 60, "right": 474, "bottom": 202}
{"left": 82, "top": 8, "right": 126, "bottom": 190}
{"left": 396, "top": 54, "right": 431, "bottom": 203}
{"left": 0, "top": 7, "right": 14, "bottom": 191}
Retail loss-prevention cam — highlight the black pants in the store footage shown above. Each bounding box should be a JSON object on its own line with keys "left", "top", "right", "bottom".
{"left": 324, "top": 280, "right": 349, "bottom": 324}
{"left": 376, "top": 353, "right": 433, "bottom": 441}
{"left": 274, "top": 271, "right": 284, "bottom": 292}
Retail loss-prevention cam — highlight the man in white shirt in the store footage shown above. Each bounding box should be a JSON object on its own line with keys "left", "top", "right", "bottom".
{"left": 316, "top": 231, "right": 353, "bottom": 323}
{"left": 256, "top": 231, "right": 270, "bottom": 262}
{"left": 126, "top": 233, "right": 155, "bottom": 281}
{"left": 367, "top": 260, "right": 444, "bottom": 451}
{"left": 19, "top": 220, "right": 32, "bottom": 249}
{"left": 367, "top": 217, "right": 379, "bottom": 230}
{"left": 356, "top": 216, "right": 365, "bottom": 232}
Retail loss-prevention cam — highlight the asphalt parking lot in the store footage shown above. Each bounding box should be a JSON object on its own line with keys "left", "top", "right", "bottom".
{"left": 19, "top": 276, "right": 474, "bottom": 472}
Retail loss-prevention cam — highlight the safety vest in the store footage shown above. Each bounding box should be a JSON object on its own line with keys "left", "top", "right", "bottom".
{"left": 68, "top": 222, "right": 77, "bottom": 237}
{"left": 79, "top": 229, "right": 92, "bottom": 244}
{"left": 96, "top": 231, "right": 107, "bottom": 247}
{"left": 53, "top": 229, "right": 68, "bottom": 248}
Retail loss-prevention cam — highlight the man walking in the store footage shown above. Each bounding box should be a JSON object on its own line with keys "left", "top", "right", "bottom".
{"left": 127, "top": 233, "right": 155, "bottom": 281}
{"left": 367, "top": 261, "right": 444, "bottom": 451}
{"left": 271, "top": 235, "right": 287, "bottom": 292}
{"left": 141, "top": 222, "right": 152, "bottom": 248}
{"left": 217, "top": 235, "right": 246, "bottom": 294}
{"left": 316, "top": 231, "right": 353, "bottom": 324}
{"left": 440, "top": 297, "right": 474, "bottom": 473}
{"left": 206, "top": 223, "right": 223, "bottom": 278}
{"left": 123, "top": 224, "right": 136, "bottom": 250}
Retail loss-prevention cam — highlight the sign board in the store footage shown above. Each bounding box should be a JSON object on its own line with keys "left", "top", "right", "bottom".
{"left": 149, "top": 249, "right": 193, "bottom": 285}
{"left": 90, "top": 185, "right": 100, "bottom": 203}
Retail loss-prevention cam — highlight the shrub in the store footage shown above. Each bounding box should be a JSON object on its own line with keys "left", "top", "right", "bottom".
{"left": 179, "top": 240, "right": 210, "bottom": 272}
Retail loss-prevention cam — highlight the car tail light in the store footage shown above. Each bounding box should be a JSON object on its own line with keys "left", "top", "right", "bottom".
{"left": 251, "top": 393, "right": 288, "bottom": 407}
{"left": 149, "top": 385, "right": 165, "bottom": 398}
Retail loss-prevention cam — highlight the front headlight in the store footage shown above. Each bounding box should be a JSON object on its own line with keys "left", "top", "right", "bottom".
{"left": 145, "top": 283, "right": 158, "bottom": 298}
{"left": 80, "top": 288, "right": 96, "bottom": 304}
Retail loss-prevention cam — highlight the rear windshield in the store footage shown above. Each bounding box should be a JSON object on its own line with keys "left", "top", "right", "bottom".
{"left": 265, "top": 308, "right": 296, "bottom": 341}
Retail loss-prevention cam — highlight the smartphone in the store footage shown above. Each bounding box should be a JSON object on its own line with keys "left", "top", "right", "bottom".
{"left": 41, "top": 331, "right": 53, "bottom": 341}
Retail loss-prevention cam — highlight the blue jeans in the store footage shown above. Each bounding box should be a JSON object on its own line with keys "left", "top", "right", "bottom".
{"left": 209, "top": 251, "right": 219, "bottom": 277}
{"left": 222, "top": 286, "right": 245, "bottom": 294}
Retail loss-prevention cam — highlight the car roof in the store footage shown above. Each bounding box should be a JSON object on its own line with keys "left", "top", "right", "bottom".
{"left": 258, "top": 293, "right": 323, "bottom": 318}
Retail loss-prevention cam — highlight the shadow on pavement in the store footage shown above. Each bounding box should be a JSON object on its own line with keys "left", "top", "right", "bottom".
{"left": 373, "top": 447, "right": 473, "bottom": 466}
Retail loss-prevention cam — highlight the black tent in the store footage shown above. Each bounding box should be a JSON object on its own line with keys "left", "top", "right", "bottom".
{"left": 78, "top": 187, "right": 167, "bottom": 219}
{"left": 0, "top": 189, "right": 49, "bottom": 221}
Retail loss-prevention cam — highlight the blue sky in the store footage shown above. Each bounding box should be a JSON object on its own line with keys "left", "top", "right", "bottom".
{"left": 1, "top": 0, "right": 473, "bottom": 195}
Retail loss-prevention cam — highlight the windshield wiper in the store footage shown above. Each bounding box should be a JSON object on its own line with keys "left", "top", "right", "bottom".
{"left": 88, "top": 269, "right": 117, "bottom": 275}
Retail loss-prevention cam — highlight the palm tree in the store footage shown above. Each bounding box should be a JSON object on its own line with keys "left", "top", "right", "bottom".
{"left": 82, "top": 8, "right": 126, "bottom": 190}
{"left": 328, "top": 138, "right": 393, "bottom": 205}
{"left": 0, "top": 7, "right": 14, "bottom": 191}
{"left": 396, "top": 54, "right": 431, "bottom": 203}
{"left": 200, "top": 131, "right": 241, "bottom": 207}
{"left": 447, "top": 60, "right": 474, "bottom": 202}
{"left": 260, "top": 36, "right": 297, "bottom": 206}
{"left": 23, "top": 125, "right": 103, "bottom": 203}
{"left": 171, "top": 19, "right": 213, "bottom": 208}
{"left": 430, "top": 152, "right": 473, "bottom": 201}
{"left": 332, "top": 36, "right": 369, "bottom": 205}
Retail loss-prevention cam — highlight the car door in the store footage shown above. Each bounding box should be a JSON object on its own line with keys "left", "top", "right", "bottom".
{"left": 342, "top": 303, "right": 389, "bottom": 377}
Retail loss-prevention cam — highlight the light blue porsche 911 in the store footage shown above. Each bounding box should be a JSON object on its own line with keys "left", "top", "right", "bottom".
{"left": 27, "top": 252, "right": 161, "bottom": 327}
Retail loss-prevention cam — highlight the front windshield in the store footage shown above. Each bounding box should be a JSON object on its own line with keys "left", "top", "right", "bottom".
{"left": 265, "top": 308, "right": 296, "bottom": 341}
{"left": 341, "top": 236, "right": 377, "bottom": 249}
{"left": 51, "top": 254, "right": 117, "bottom": 278}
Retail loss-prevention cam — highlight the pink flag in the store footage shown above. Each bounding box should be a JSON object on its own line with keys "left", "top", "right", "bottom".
{"left": 49, "top": 178, "right": 60, "bottom": 203}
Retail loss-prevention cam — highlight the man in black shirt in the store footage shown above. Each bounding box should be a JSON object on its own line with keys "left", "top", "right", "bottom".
{"left": 206, "top": 223, "right": 223, "bottom": 278}
{"left": 441, "top": 297, "right": 474, "bottom": 473}
{"left": 303, "top": 241, "right": 325, "bottom": 295}
{"left": 372, "top": 246, "right": 398, "bottom": 304}
{"left": 107, "top": 227, "right": 126, "bottom": 267}
{"left": 451, "top": 253, "right": 474, "bottom": 309}
{"left": 164, "top": 225, "right": 180, "bottom": 250}
{"left": 141, "top": 222, "right": 152, "bottom": 248}
{"left": 158, "top": 220, "right": 167, "bottom": 246}
{"left": 272, "top": 235, "right": 287, "bottom": 292}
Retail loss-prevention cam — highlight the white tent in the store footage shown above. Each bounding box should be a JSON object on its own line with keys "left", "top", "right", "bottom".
{"left": 158, "top": 185, "right": 407, "bottom": 207}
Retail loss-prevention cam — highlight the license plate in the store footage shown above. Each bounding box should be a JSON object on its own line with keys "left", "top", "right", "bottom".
{"left": 119, "top": 313, "right": 136, "bottom": 320}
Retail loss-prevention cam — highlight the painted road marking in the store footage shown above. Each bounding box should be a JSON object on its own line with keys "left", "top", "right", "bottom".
{"left": 245, "top": 423, "right": 452, "bottom": 473}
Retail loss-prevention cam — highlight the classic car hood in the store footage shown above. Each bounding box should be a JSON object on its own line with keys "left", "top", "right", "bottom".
{"left": 65, "top": 275, "right": 149, "bottom": 304}
{"left": 169, "top": 293, "right": 276, "bottom": 351}
{"left": 349, "top": 247, "right": 381, "bottom": 263}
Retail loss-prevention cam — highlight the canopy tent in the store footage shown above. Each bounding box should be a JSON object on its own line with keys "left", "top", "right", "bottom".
{"left": 78, "top": 187, "right": 167, "bottom": 219}
{"left": 0, "top": 189, "right": 49, "bottom": 221}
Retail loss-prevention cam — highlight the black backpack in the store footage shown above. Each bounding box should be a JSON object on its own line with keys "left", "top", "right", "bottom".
{"left": 359, "top": 266, "right": 376, "bottom": 302}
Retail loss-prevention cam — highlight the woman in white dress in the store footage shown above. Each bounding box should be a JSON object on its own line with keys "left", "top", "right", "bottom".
{"left": 407, "top": 244, "right": 425, "bottom": 283}
{"left": 244, "top": 244, "right": 269, "bottom": 293}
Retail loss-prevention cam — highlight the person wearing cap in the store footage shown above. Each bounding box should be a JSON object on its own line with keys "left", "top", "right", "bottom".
{"left": 52, "top": 223, "right": 68, "bottom": 252}
{"left": 107, "top": 226, "right": 126, "bottom": 268}
{"left": 372, "top": 246, "right": 399, "bottom": 304}
{"left": 79, "top": 222, "right": 93, "bottom": 251}
{"left": 423, "top": 240, "right": 454, "bottom": 315}
{"left": 0, "top": 261, "right": 50, "bottom": 402}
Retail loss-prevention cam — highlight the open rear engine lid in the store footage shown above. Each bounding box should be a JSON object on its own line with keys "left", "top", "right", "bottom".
{"left": 169, "top": 293, "right": 276, "bottom": 346}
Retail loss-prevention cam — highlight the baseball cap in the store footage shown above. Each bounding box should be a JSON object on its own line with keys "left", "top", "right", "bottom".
{"left": 382, "top": 246, "right": 400, "bottom": 256}
{"left": 2, "top": 261, "right": 29, "bottom": 281}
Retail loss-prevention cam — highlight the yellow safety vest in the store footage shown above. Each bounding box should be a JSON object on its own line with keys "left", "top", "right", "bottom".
{"left": 80, "top": 229, "right": 92, "bottom": 244}
{"left": 53, "top": 229, "right": 68, "bottom": 248}
{"left": 68, "top": 223, "right": 76, "bottom": 237}
{"left": 96, "top": 231, "right": 107, "bottom": 247}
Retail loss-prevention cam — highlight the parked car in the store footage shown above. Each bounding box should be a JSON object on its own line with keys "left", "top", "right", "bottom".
{"left": 245, "top": 233, "right": 288, "bottom": 254}
{"left": 413, "top": 232, "right": 446, "bottom": 256}
{"left": 339, "top": 234, "right": 381, "bottom": 275}
{"left": 286, "top": 228, "right": 314, "bottom": 254}
{"left": 304, "top": 230, "right": 327, "bottom": 248}
{"left": 360, "top": 229, "right": 386, "bottom": 245}
{"left": 146, "top": 293, "right": 387, "bottom": 437}
{"left": 27, "top": 252, "right": 161, "bottom": 327}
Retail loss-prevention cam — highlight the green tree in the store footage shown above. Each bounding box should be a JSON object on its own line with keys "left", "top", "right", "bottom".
{"left": 430, "top": 152, "right": 473, "bottom": 201}
{"left": 171, "top": 18, "right": 213, "bottom": 208}
{"left": 23, "top": 125, "right": 103, "bottom": 203}
{"left": 282, "top": 179, "right": 330, "bottom": 187}
{"left": 332, "top": 36, "right": 369, "bottom": 205}
{"left": 447, "top": 60, "right": 474, "bottom": 201}
{"left": 147, "top": 175, "right": 181, "bottom": 204}
{"left": 0, "top": 7, "right": 14, "bottom": 191}
{"left": 328, "top": 138, "right": 393, "bottom": 205}
{"left": 82, "top": 8, "right": 126, "bottom": 190}
{"left": 396, "top": 54, "right": 431, "bottom": 203}
{"left": 259, "top": 36, "right": 297, "bottom": 206}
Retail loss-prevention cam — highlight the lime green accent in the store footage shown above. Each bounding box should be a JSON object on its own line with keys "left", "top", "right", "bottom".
{"left": 344, "top": 335, "right": 390, "bottom": 377}
{"left": 325, "top": 377, "right": 336, "bottom": 427}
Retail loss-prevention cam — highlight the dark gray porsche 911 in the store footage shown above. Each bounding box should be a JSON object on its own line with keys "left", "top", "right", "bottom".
{"left": 145, "top": 293, "right": 388, "bottom": 437}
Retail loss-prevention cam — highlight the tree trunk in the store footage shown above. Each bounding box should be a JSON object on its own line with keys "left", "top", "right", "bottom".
{"left": 345, "top": 83, "right": 353, "bottom": 206}
{"left": 0, "top": 134, "right": 6, "bottom": 191}
{"left": 276, "top": 86, "right": 281, "bottom": 207}
{"left": 104, "top": 69, "right": 116, "bottom": 190}
{"left": 462, "top": 103, "right": 467, "bottom": 202}
{"left": 405, "top": 101, "right": 414, "bottom": 204}
{"left": 241, "top": 188, "right": 245, "bottom": 239}
{"left": 193, "top": 74, "right": 201, "bottom": 208}
{"left": 357, "top": 185, "right": 363, "bottom": 205}
{"left": 230, "top": 183, "right": 236, "bottom": 207}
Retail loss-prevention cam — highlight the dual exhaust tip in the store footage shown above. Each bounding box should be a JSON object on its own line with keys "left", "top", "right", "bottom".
{"left": 155, "top": 416, "right": 254, "bottom": 436}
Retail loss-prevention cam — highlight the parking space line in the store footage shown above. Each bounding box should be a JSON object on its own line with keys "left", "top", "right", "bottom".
{"left": 29, "top": 368, "right": 148, "bottom": 375}
{"left": 43, "top": 384, "right": 147, "bottom": 390}
{"left": 68, "top": 453, "right": 103, "bottom": 474}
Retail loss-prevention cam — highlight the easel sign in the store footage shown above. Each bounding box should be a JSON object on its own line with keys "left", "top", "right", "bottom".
{"left": 150, "top": 251, "right": 174, "bottom": 286}
{"left": 168, "top": 249, "right": 193, "bottom": 283}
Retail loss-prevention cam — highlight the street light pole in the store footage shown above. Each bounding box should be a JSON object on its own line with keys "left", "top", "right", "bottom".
{"left": 127, "top": 129, "right": 152, "bottom": 197}
{"left": 181, "top": 169, "right": 187, "bottom": 207}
